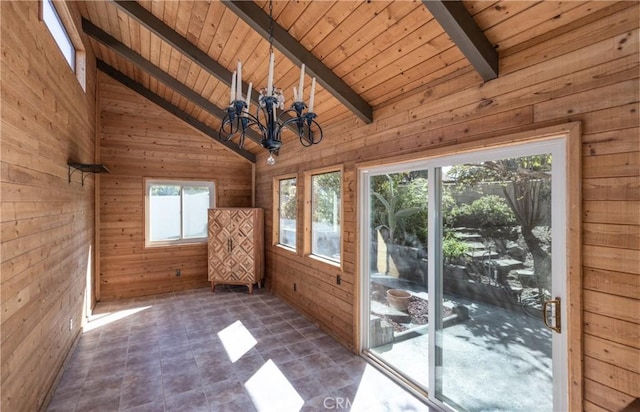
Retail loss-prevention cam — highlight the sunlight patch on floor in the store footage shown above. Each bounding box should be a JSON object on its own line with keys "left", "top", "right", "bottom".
{"left": 245, "top": 359, "right": 304, "bottom": 411}
{"left": 351, "top": 364, "right": 432, "bottom": 411}
{"left": 218, "top": 320, "right": 258, "bottom": 363}
{"left": 83, "top": 306, "right": 152, "bottom": 332}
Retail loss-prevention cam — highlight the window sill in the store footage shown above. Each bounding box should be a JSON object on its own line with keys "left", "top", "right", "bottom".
{"left": 275, "top": 243, "right": 297, "bottom": 254}
{"left": 306, "top": 253, "right": 342, "bottom": 270}
{"left": 145, "top": 240, "right": 207, "bottom": 249}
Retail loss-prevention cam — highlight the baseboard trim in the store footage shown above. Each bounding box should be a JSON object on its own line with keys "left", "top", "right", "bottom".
{"left": 39, "top": 328, "right": 83, "bottom": 412}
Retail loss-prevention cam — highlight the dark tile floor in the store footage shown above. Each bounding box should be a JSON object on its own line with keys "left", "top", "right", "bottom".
{"left": 46, "top": 286, "right": 429, "bottom": 411}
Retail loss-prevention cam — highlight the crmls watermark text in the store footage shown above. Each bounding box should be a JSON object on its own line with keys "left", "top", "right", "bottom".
{"left": 323, "top": 397, "right": 353, "bottom": 409}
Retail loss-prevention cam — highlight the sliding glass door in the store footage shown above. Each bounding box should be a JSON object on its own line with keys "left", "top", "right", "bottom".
{"left": 364, "top": 168, "right": 430, "bottom": 388}
{"left": 360, "top": 139, "right": 567, "bottom": 411}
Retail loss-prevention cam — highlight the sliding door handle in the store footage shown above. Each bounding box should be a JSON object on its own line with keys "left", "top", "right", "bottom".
{"left": 542, "top": 298, "right": 561, "bottom": 333}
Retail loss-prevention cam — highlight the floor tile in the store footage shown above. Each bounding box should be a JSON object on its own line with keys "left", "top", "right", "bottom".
{"left": 311, "top": 335, "right": 345, "bottom": 352}
{"left": 301, "top": 394, "right": 332, "bottom": 411}
{"left": 232, "top": 353, "right": 266, "bottom": 381}
{"left": 267, "top": 320, "right": 295, "bottom": 335}
{"left": 76, "top": 391, "right": 121, "bottom": 412}
{"left": 162, "top": 370, "right": 202, "bottom": 398}
{"left": 299, "top": 351, "right": 336, "bottom": 372}
{"left": 291, "top": 374, "right": 325, "bottom": 401}
{"left": 123, "top": 360, "right": 163, "bottom": 383}
{"left": 119, "top": 377, "right": 163, "bottom": 410}
{"left": 119, "top": 399, "right": 165, "bottom": 412}
{"left": 325, "top": 346, "right": 360, "bottom": 364}
{"left": 315, "top": 366, "right": 355, "bottom": 392}
{"left": 297, "top": 325, "right": 328, "bottom": 340}
{"left": 259, "top": 314, "right": 285, "bottom": 325}
{"left": 164, "top": 388, "right": 208, "bottom": 412}
{"left": 46, "top": 287, "right": 427, "bottom": 412}
{"left": 287, "top": 340, "right": 320, "bottom": 358}
{"left": 215, "top": 397, "right": 257, "bottom": 412}
{"left": 201, "top": 378, "right": 247, "bottom": 408}
{"left": 46, "top": 385, "right": 82, "bottom": 412}
{"left": 198, "top": 363, "right": 234, "bottom": 386}
{"left": 258, "top": 346, "right": 296, "bottom": 365}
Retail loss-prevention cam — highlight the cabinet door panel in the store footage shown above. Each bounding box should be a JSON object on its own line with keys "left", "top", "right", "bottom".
{"left": 208, "top": 208, "right": 262, "bottom": 290}
{"left": 208, "top": 209, "right": 231, "bottom": 280}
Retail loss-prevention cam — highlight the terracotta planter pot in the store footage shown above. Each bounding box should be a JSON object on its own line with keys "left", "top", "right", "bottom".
{"left": 387, "top": 289, "right": 411, "bottom": 311}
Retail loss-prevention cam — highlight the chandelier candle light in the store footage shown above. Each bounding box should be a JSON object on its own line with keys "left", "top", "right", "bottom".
{"left": 220, "top": 1, "right": 322, "bottom": 165}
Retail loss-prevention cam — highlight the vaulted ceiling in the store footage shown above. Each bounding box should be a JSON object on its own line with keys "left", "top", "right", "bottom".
{"left": 78, "top": 1, "right": 611, "bottom": 161}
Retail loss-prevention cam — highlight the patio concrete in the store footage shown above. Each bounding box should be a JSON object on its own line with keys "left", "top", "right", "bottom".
{"left": 371, "top": 296, "right": 553, "bottom": 411}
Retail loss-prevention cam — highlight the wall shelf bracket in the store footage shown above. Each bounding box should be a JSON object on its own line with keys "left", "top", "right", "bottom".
{"left": 68, "top": 163, "right": 111, "bottom": 186}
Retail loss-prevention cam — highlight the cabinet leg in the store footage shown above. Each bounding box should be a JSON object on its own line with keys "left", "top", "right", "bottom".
{"left": 248, "top": 284, "right": 253, "bottom": 294}
{"left": 211, "top": 282, "right": 216, "bottom": 293}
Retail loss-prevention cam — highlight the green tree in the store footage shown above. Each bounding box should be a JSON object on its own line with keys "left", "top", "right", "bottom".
{"left": 443, "top": 232, "right": 469, "bottom": 264}
{"left": 151, "top": 185, "right": 180, "bottom": 196}
{"left": 371, "top": 173, "right": 426, "bottom": 274}
{"left": 454, "top": 195, "right": 518, "bottom": 242}
{"left": 312, "top": 171, "right": 341, "bottom": 224}
{"left": 449, "top": 155, "right": 552, "bottom": 294}
{"left": 280, "top": 179, "right": 297, "bottom": 220}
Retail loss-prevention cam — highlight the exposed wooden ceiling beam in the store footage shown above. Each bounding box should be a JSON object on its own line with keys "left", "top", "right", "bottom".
{"left": 221, "top": 0, "right": 373, "bottom": 124}
{"left": 422, "top": 0, "right": 498, "bottom": 81}
{"left": 82, "top": 18, "right": 262, "bottom": 145}
{"left": 96, "top": 60, "right": 256, "bottom": 163}
{"left": 111, "top": 1, "right": 261, "bottom": 105}
{"left": 112, "top": 0, "right": 301, "bottom": 131}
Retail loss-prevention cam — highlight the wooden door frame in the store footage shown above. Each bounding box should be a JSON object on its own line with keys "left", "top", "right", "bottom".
{"left": 355, "top": 122, "right": 582, "bottom": 410}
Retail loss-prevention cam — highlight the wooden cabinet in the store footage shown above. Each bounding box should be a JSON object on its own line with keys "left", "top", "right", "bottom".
{"left": 208, "top": 208, "right": 264, "bottom": 294}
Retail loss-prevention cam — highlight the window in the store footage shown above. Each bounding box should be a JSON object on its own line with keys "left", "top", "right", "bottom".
{"left": 42, "top": 0, "right": 74, "bottom": 70}
{"left": 41, "top": 0, "right": 86, "bottom": 90}
{"left": 145, "top": 179, "right": 215, "bottom": 247}
{"left": 305, "top": 168, "right": 342, "bottom": 263}
{"left": 274, "top": 176, "right": 297, "bottom": 250}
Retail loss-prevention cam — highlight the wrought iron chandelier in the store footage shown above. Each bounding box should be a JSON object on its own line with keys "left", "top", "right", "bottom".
{"left": 219, "top": 0, "right": 323, "bottom": 165}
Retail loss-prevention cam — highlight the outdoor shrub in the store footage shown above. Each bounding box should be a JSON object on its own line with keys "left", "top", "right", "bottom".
{"left": 443, "top": 232, "right": 468, "bottom": 263}
{"left": 457, "top": 195, "right": 514, "bottom": 225}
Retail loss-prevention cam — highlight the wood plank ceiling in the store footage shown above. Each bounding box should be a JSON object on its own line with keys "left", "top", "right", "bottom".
{"left": 78, "top": 0, "right": 610, "bottom": 160}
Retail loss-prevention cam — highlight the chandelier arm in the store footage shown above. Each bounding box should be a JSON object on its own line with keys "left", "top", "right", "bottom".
{"left": 299, "top": 119, "right": 323, "bottom": 147}
{"left": 220, "top": 107, "right": 264, "bottom": 146}
{"left": 278, "top": 108, "right": 302, "bottom": 119}
{"left": 219, "top": 112, "right": 241, "bottom": 142}
{"left": 279, "top": 114, "right": 302, "bottom": 130}
{"left": 278, "top": 111, "right": 323, "bottom": 147}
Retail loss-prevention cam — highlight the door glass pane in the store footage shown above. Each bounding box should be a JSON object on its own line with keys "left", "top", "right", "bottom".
{"left": 436, "top": 155, "right": 553, "bottom": 411}
{"left": 279, "top": 178, "right": 297, "bottom": 248}
{"left": 367, "top": 170, "right": 429, "bottom": 388}
{"left": 182, "top": 186, "right": 211, "bottom": 239}
{"left": 311, "top": 171, "right": 341, "bottom": 261}
{"left": 149, "top": 185, "right": 181, "bottom": 241}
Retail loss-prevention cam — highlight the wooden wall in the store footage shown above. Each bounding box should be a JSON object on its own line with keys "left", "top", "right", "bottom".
{"left": 0, "top": 1, "right": 97, "bottom": 410}
{"left": 97, "top": 74, "right": 253, "bottom": 300}
{"left": 255, "top": 2, "right": 639, "bottom": 410}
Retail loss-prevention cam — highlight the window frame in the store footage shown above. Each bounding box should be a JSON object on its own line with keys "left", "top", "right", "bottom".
{"left": 304, "top": 165, "right": 344, "bottom": 267}
{"left": 144, "top": 178, "right": 216, "bottom": 248}
{"left": 273, "top": 174, "right": 299, "bottom": 253}
{"left": 40, "top": 0, "right": 86, "bottom": 91}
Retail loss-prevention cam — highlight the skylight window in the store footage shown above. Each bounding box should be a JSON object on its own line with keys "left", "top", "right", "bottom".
{"left": 42, "top": 0, "right": 75, "bottom": 71}
{"left": 41, "top": 0, "right": 86, "bottom": 90}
